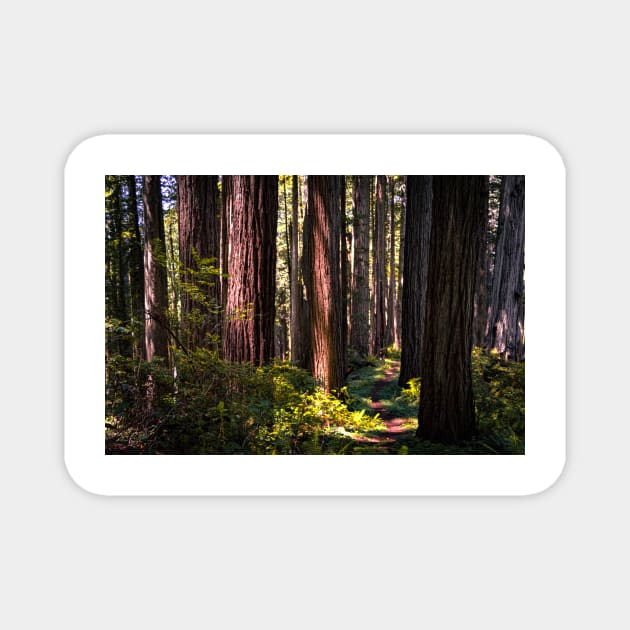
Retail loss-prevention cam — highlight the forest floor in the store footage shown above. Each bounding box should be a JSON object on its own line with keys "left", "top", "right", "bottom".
{"left": 106, "top": 350, "right": 524, "bottom": 455}
{"left": 345, "top": 358, "right": 419, "bottom": 454}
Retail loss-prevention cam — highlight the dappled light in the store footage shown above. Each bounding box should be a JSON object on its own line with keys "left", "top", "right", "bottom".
{"left": 106, "top": 175, "right": 524, "bottom": 455}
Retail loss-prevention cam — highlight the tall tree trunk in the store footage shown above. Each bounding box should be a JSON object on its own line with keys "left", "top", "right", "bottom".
{"left": 304, "top": 176, "right": 345, "bottom": 392}
{"left": 473, "top": 179, "right": 490, "bottom": 347}
{"left": 114, "top": 179, "right": 129, "bottom": 342}
{"left": 399, "top": 176, "right": 432, "bottom": 386}
{"left": 339, "top": 176, "right": 348, "bottom": 359}
{"left": 386, "top": 176, "right": 396, "bottom": 348}
{"left": 126, "top": 175, "right": 145, "bottom": 359}
{"left": 290, "top": 175, "right": 302, "bottom": 364}
{"left": 417, "top": 176, "right": 488, "bottom": 443}
{"left": 222, "top": 176, "right": 278, "bottom": 366}
{"left": 370, "top": 175, "right": 387, "bottom": 357}
{"left": 486, "top": 175, "right": 525, "bottom": 360}
{"left": 300, "top": 177, "right": 313, "bottom": 372}
{"left": 395, "top": 177, "right": 406, "bottom": 350}
{"left": 105, "top": 176, "right": 127, "bottom": 356}
{"left": 176, "top": 175, "right": 220, "bottom": 349}
{"left": 143, "top": 175, "right": 170, "bottom": 363}
{"left": 220, "top": 176, "right": 229, "bottom": 314}
{"left": 349, "top": 175, "right": 370, "bottom": 356}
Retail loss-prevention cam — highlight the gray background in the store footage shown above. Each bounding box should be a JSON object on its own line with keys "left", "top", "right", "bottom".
{"left": 2, "top": 1, "right": 627, "bottom": 628}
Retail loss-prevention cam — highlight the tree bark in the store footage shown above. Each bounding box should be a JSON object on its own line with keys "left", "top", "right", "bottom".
{"left": 143, "top": 175, "right": 170, "bottom": 363}
{"left": 370, "top": 175, "right": 387, "bottom": 357}
{"left": 290, "top": 175, "right": 302, "bottom": 364}
{"left": 386, "top": 176, "right": 397, "bottom": 348}
{"left": 175, "top": 175, "right": 220, "bottom": 349}
{"left": 349, "top": 175, "right": 370, "bottom": 356}
{"left": 399, "top": 176, "right": 432, "bottom": 386}
{"left": 486, "top": 175, "right": 525, "bottom": 360}
{"left": 220, "top": 176, "right": 229, "bottom": 313}
{"left": 222, "top": 176, "right": 278, "bottom": 366}
{"left": 300, "top": 177, "right": 313, "bottom": 372}
{"left": 126, "top": 176, "right": 145, "bottom": 359}
{"left": 417, "top": 176, "right": 488, "bottom": 443}
{"left": 473, "top": 179, "right": 490, "bottom": 347}
{"left": 304, "top": 176, "right": 345, "bottom": 392}
{"left": 395, "top": 177, "right": 406, "bottom": 350}
{"left": 339, "top": 176, "right": 349, "bottom": 356}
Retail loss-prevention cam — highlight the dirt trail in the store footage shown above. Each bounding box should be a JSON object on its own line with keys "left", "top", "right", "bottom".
{"left": 357, "top": 360, "right": 416, "bottom": 451}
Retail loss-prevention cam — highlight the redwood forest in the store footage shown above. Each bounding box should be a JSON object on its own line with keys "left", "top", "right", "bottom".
{"left": 105, "top": 175, "right": 525, "bottom": 455}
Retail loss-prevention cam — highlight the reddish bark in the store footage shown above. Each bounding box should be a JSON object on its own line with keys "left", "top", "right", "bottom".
{"left": 304, "top": 176, "right": 346, "bottom": 392}
{"left": 222, "top": 176, "right": 278, "bottom": 366}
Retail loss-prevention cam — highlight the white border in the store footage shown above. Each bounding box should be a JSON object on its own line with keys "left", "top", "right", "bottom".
{"left": 64, "top": 134, "right": 565, "bottom": 496}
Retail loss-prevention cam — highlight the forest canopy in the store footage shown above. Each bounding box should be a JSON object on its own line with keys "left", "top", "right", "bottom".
{"left": 105, "top": 175, "right": 525, "bottom": 455}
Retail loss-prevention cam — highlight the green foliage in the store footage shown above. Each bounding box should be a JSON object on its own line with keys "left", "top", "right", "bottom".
{"left": 401, "top": 377, "right": 421, "bottom": 405}
{"left": 105, "top": 345, "right": 524, "bottom": 455}
{"left": 471, "top": 348, "right": 525, "bottom": 453}
{"left": 105, "top": 349, "right": 387, "bottom": 455}
{"left": 400, "top": 349, "right": 525, "bottom": 454}
{"left": 345, "top": 351, "right": 524, "bottom": 455}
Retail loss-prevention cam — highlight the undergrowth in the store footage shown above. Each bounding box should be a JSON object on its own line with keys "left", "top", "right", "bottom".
{"left": 106, "top": 349, "right": 386, "bottom": 454}
{"left": 106, "top": 347, "right": 524, "bottom": 455}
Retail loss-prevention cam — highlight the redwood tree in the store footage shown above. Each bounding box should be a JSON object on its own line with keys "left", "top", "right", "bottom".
{"left": 143, "top": 175, "right": 170, "bottom": 363}
{"left": 339, "top": 176, "right": 349, "bottom": 354}
{"left": 349, "top": 175, "right": 370, "bottom": 356}
{"left": 176, "top": 175, "right": 220, "bottom": 348}
{"left": 222, "top": 176, "right": 278, "bottom": 366}
{"left": 395, "top": 176, "right": 406, "bottom": 350}
{"left": 399, "top": 175, "right": 432, "bottom": 386}
{"left": 126, "top": 175, "right": 145, "bottom": 358}
{"left": 289, "top": 175, "right": 302, "bottom": 364}
{"left": 486, "top": 175, "right": 525, "bottom": 360}
{"left": 386, "top": 176, "right": 397, "bottom": 348}
{"left": 370, "top": 175, "right": 387, "bottom": 357}
{"left": 417, "top": 176, "right": 488, "bottom": 443}
{"left": 304, "top": 175, "right": 345, "bottom": 392}
{"left": 472, "top": 178, "right": 490, "bottom": 347}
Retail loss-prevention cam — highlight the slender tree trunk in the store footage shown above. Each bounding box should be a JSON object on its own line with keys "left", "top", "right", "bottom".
{"left": 304, "top": 176, "right": 345, "bottom": 392}
{"left": 395, "top": 177, "right": 406, "bottom": 350}
{"left": 143, "top": 176, "right": 170, "bottom": 363}
{"left": 105, "top": 176, "right": 125, "bottom": 356}
{"left": 220, "top": 176, "right": 229, "bottom": 314}
{"left": 370, "top": 175, "right": 387, "bottom": 357}
{"left": 399, "top": 176, "right": 432, "bottom": 386}
{"left": 486, "top": 175, "right": 525, "bottom": 360}
{"left": 290, "top": 175, "right": 302, "bottom": 364}
{"left": 417, "top": 176, "right": 488, "bottom": 443}
{"left": 114, "top": 180, "right": 129, "bottom": 340}
{"left": 126, "top": 176, "right": 145, "bottom": 359}
{"left": 222, "top": 176, "right": 278, "bottom": 366}
{"left": 300, "top": 177, "right": 313, "bottom": 372}
{"left": 349, "top": 175, "right": 370, "bottom": 356}
{"left": 386, "top": 176, "right": 396, "bottom": 348}
{"left": 176, "top": 176, "right": 220, "bottom": 349}
{"left": 473, "top": 179, "right": 490, "bottom": 347}
{"left": 339, "top": 176, "right": 348, "bottom": 359}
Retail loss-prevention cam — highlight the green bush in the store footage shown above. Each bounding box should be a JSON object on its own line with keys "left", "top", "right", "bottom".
{"left": 471, "top": 348, "right": 525, "bottom": 453}
{"left": 105, "top": 348, "right": 371, "bottom": 455}
{"left": 105, "top": 345, "right": 524, "bottom": 455}
{"left": 401, "top": 377, "right": 421, "bottom": 405}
